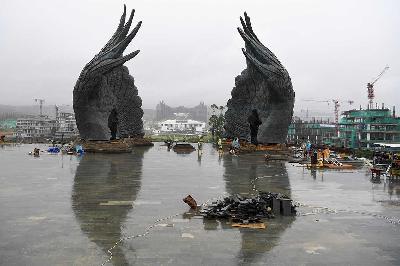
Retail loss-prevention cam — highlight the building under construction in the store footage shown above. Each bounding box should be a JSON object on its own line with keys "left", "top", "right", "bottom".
{"left": 339, "top": 106, "right": 400, "bottom": 148}
{"left": 287, "top": 117, "right": 337, "bottom": 146}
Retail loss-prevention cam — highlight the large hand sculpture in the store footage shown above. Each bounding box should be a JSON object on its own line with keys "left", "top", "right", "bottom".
{"left": 73, "top": 5, "right": 144, "bottom": 140}
{"left": 224, "top": 13, "right": 295, "bottom": 144}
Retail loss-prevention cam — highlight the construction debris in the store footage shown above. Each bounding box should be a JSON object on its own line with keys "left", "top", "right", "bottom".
{"left": 231, "top": 222, "right": 266, "bottom": 229}
{"left": 193, "top": 192, "right": 296, "bottom": 224}
{"left": 183, "top": 195, "right": 198, "bottom": 209}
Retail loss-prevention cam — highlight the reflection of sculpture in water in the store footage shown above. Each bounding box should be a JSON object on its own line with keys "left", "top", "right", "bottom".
{"left": 72, "top": 147, "right": 149, "bottom": 265}
{"left": 222, "top": 154, "right": 294, "bottom": 265}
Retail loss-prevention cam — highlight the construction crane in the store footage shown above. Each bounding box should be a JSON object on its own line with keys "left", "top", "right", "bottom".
{"left": 367, "top": 66, "right": 389, "bottom": 109}
{"left": 55, "top": 105, "right": 59, "bottom": 119}
{"left": 34, "top": 98, "right": 45, "bottom": 116}
{"left": 302, "top": 99, "right": 354, "bottom": 137}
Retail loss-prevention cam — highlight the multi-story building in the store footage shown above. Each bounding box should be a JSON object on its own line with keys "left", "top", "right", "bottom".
{"left": 0, "top": 119, "right": 17, "bottom": 130}
{"left": 287, "top": 117, "right": 337, "bottom": 145}
{"left": 339, "top": 106, "right": 400, "bottom": 148}
{"left": 54, "top": 112, "right": 78, "bottom": 140}
{"left": 13, "top": 112, "right": 78, "bottom": 141}
{"left": 159, "top": 119, "right": 206, "bottom": 133}
{"left": 14, "top": 116, "right": 56, "bottom": 140}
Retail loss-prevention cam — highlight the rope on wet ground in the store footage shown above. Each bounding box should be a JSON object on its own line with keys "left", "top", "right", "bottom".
{"left": 294, "top": 201, "right": 400, "bottom": 225}
{"left": 101, "top": 181, "right": 399, "bottom": 265}
{"left": 101, "top": 193, "right": 230, "bottom": 265}
{"left": 100, "top": 213, "right": 180, "bottom": 266}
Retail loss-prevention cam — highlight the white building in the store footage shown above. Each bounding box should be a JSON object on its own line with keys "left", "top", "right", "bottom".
{"left": 54, "top": 112, "right": 78, "bottom": 140}
{"left": 159, "top": 119, "right": 206, "bottom": 133}
{"left": 14, "top": 116, "right": 56, "bottom": 139}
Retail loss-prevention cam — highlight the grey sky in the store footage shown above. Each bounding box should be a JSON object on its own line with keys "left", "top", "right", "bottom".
{"left": 0, "top": 0, "right": 399, "bottom": 114}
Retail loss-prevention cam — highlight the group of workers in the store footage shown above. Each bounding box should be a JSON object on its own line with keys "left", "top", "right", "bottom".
{"left": 216, "top": 137, "right": 241, "bottom": 155}
{"left": 29, "top": 144, "right": 84, "bottom": 157}
{"left": 28, "top": 148, "right": 40, "bottom": 157}
{"left": 301, "top": 140, "right": 332, "bottom": 165}
{"left": 373, "top": 151, "right": 399, "bottom": 165}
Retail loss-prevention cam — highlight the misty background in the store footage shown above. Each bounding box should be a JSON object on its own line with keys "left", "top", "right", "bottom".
{"left": 0, "top": 0, "right": 399, "bottom": 117}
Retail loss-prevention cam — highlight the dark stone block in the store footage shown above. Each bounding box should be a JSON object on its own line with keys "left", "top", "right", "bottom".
{"left": 272, "top": 198, "right": 281, "bottom": 215}
{"left": 280, "top": 198, "right": 293, "bottom": 216}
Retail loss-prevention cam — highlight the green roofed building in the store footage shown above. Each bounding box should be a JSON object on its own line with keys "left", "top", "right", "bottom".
{"left": 0, "top": 119, "right": 17, "bottom": 129}
{"left": 339, "top": 107, "right": 400, "bottom": 148}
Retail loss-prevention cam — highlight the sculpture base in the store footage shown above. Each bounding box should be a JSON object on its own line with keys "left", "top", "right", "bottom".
{"left": 78, "top": 137, "right": 153, "bottom": 153}
{"left": 222, "top": 140, "right": 290, "bottom": 155}
{"left": 123, "top": 137, "right": 154, "bottom": 147}
{"left": 239, "top": 143, "right": 289, "bottom": 154}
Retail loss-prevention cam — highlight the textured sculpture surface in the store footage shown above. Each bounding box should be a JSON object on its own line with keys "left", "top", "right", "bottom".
{"left": 73, "top": 5, "right": 143, "bottom": 140}
{"left": 224, "top": 13, "right": 295, "bottom": 144}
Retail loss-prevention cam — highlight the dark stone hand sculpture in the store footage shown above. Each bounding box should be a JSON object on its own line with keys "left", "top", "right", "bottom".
{"left": 224, "top": 13, "right": 295, "bottom": 144}
{"left": 73, "top": 5, "right": 144, "bottom": 140}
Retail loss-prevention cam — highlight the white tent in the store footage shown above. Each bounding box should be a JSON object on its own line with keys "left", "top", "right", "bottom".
{"left": 374, "top": 143, "right": 400, "bottom": 148}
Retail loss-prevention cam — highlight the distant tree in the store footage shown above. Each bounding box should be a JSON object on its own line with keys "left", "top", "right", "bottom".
{"left": 208, "top": 104, "right": 225, "bottom": 140}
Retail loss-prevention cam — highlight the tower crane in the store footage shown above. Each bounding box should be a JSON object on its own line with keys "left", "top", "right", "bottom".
{"left": 34, "top": 98, "right": 45, "bottom": 116}
{"left": 55, "top": 105, "right": 59, "bottom": 119}
{"left": 302, "top": 99, "right": 354, "bottom": 137}
{"left": 367, "top": 66, "right": 389, "bottom": 109}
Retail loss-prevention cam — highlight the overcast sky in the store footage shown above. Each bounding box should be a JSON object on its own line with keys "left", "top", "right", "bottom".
{"left": 0, "top": 0, "right": 399, "bottom": 114}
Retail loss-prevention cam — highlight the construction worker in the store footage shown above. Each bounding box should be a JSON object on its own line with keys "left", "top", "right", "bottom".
{"left": 108, "top": 109, "right": 119, "bottom": 140}
{"left": 323, "top": 147, "right": 330, "bottom": 160}
{"left": 217, "top": 138, "right": 223, "bottom": 154}
{"left": 301, "top": 140, "right": 307, "bottom": 159}
{"left": 306, "top": 141, "right": 312, "bottom": 159}
{"left": 248, "top": 109, "right": 262, "bottom": 145}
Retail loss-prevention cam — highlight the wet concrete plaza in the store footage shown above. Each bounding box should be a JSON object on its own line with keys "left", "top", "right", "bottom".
{"left": 0, "top": 143, "right": 399, "bottom": 265}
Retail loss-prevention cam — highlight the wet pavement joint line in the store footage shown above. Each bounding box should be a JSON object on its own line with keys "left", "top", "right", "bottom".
{"left": 100, "top": 213, "right": 180, "bottom": 266}
{"left": 294, "top": 201, "right": 400, "bottom": 225}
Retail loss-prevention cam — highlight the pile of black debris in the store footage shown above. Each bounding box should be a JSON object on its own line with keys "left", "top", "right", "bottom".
{"left": 199, "top": 192, "right": 296, "bottom": 223}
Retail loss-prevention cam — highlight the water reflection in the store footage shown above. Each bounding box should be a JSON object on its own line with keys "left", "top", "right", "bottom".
{"left": 310, "top": 168, "right": 317, "bottom": 180}
{"left": 384, "top": 180, "right": 400, "bottom": 200}
{"left": 369, "top": 173, "right": 400, "bottom": 202}
{"left": 222, "top": 154, "right": 294, "bottom": 265}
{"left": 174, "top": 149, "right": 195, "bottom": 155}
{"left": 197, "top": 149, "right": 202, "bottom": 166}
{"left": 71, "top": 148, "right": 149, "bottom": 265}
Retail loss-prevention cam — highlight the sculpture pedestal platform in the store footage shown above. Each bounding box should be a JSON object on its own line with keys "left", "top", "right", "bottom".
{"left": 78, "top": 138, "right": 153, "bottom": 154}
{"left": 123, "top": 137, "right": 154, "bottom": 147}
{"left": 222, "top": 140, "right": 289, "bottom": 155}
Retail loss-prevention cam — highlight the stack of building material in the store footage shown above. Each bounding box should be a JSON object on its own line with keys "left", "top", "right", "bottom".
{"left": 199, "top": 192, "right": 296, "bottom": 224}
